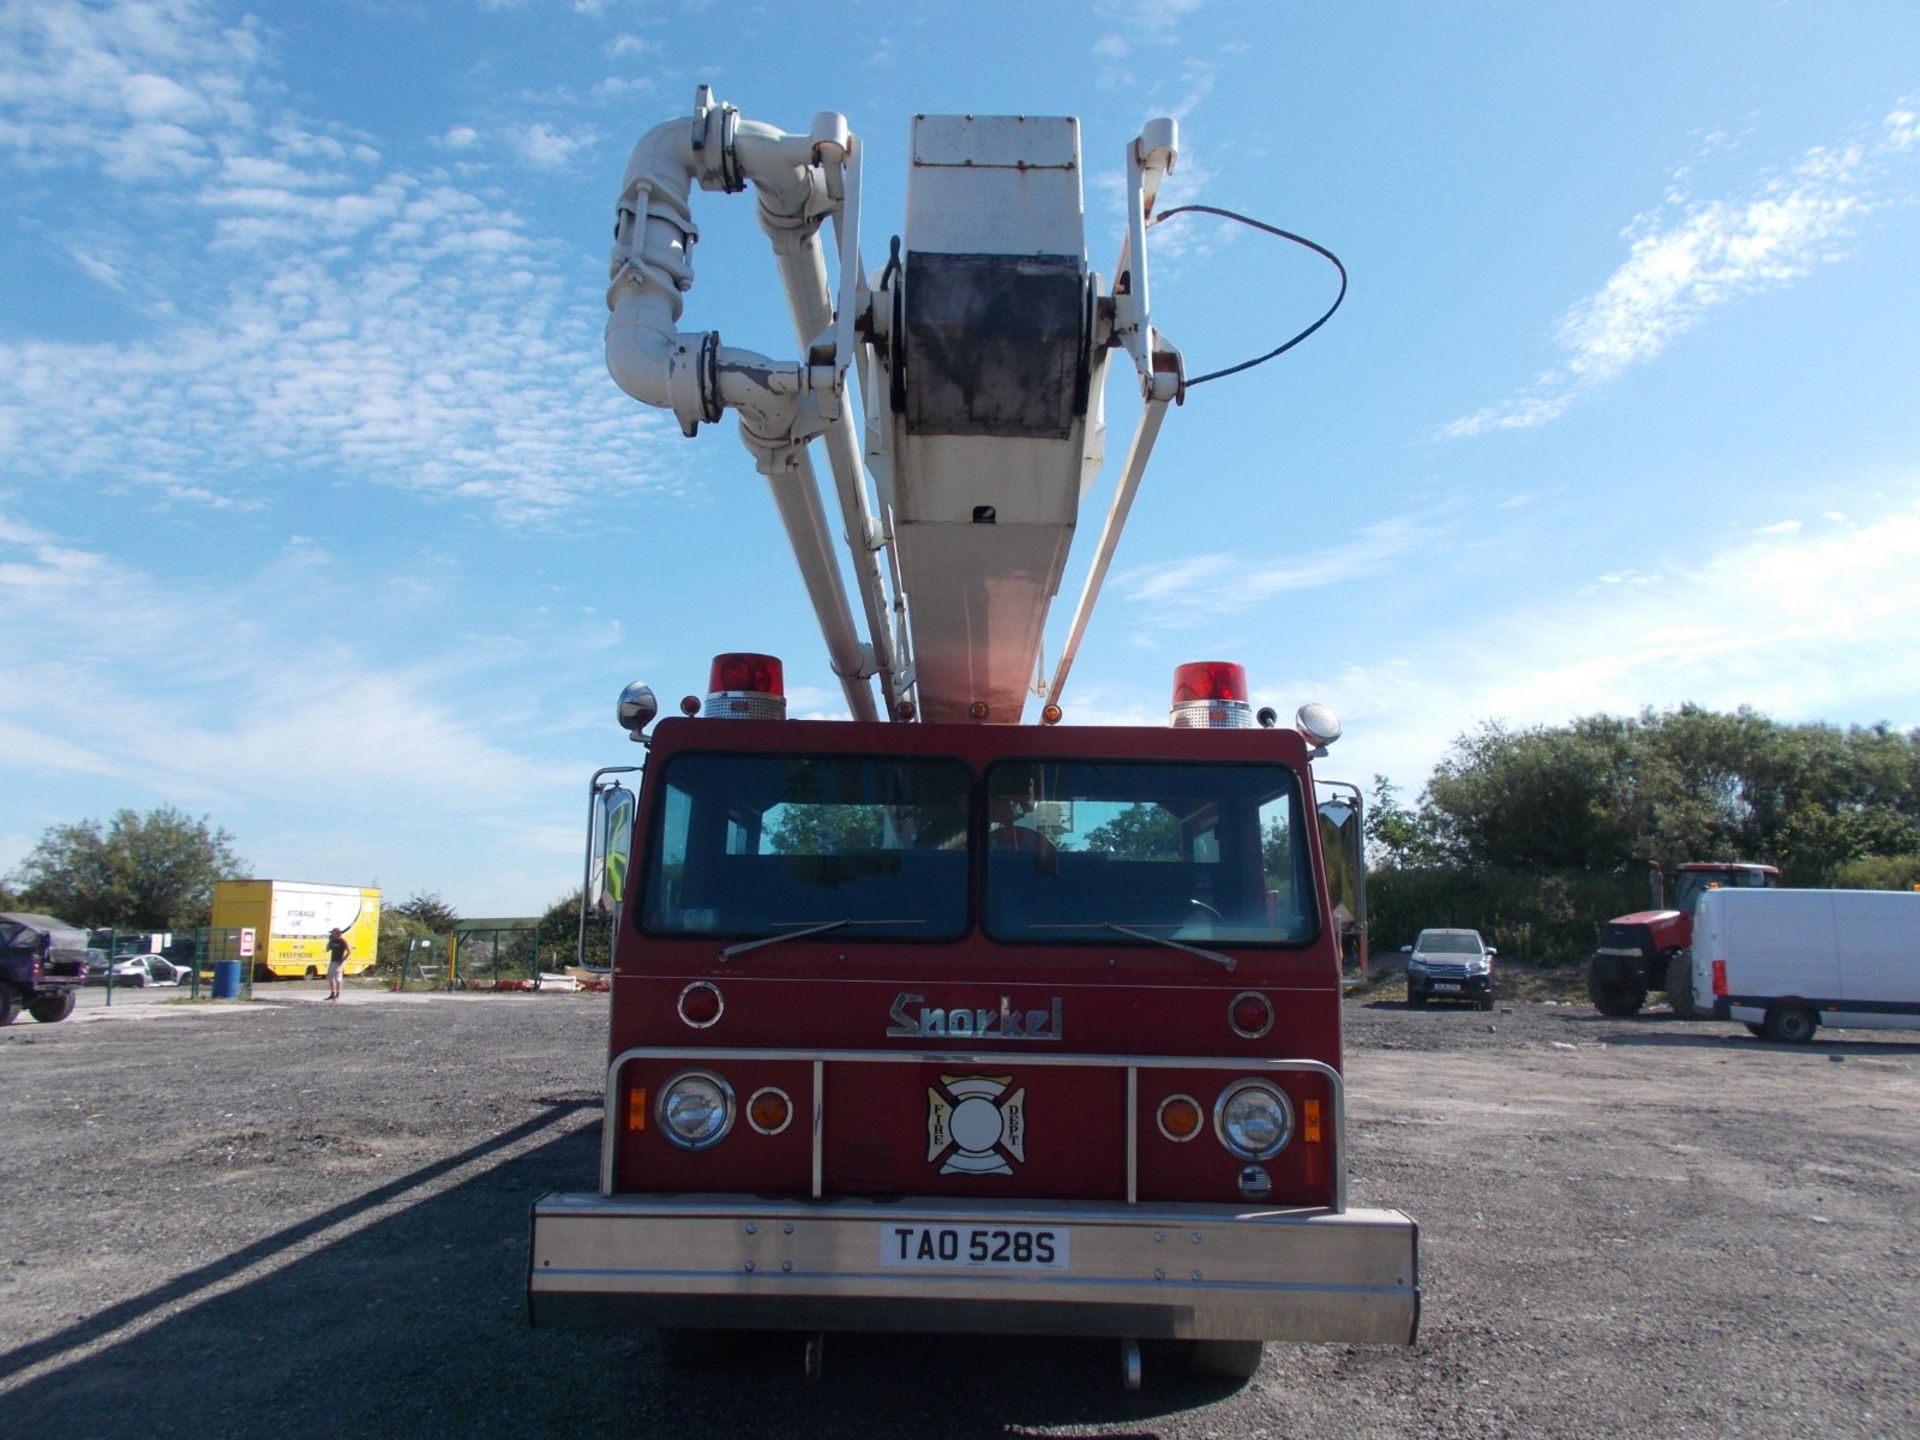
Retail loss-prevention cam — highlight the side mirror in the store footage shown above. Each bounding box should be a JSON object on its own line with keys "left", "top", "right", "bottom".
{"left": 1399, "top": 944, "right": 1412, "bottom": 953}
{"left": 1486, "top": 946, "right": 1498, "bottom": 957}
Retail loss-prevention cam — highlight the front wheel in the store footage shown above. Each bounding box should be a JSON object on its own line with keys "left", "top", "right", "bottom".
{"left": 1664, "top": 952, "right": 1696, "bottom": 1019}
{"left": 28, "top": 990, "right": 76, "bottom": 1023}
{"left": 1764, "top": 1005, "right": 1818, "bottom": 1044}
{"left": 1587, "top": 960, "right": 1647, "bottom": 1017}
{"left": 1188, "top": 1339, "right": 1264, "bottom": 1380}
{"left": 0, "top": 981, "right": 20, "bottom": 1027}
{"left": 1406, "top": 988, "right": 1427, "bottom": 1009}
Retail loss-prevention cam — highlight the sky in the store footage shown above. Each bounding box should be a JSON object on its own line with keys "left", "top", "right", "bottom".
{"left": 1, "top": 0, "right": 1916, "bottom": 918}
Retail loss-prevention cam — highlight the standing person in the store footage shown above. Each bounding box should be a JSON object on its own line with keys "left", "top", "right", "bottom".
{"left": 325, "top": 927, "right": 350, "bottom": 1001}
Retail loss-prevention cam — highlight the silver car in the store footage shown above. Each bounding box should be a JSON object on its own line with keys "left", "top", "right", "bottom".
{"left": 1401, "top": 928, "right": 1496, "bottom": 1010}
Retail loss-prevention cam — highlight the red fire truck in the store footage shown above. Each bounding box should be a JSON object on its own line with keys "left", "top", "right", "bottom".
{"left": 528, "top": 91, "right": 1417, "bottom": 1386}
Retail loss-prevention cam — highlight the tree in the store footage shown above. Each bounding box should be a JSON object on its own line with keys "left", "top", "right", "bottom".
{"left": 8, "top": 806, "right": 246, "bottom": 930}
{"left": 539, "top": 888, "right": 609, "bottom": 969}
{"left": 1365, "top": 775, "right": 1443, "bottom": 867}
{"left": 1082, "top": 803, "right": 1182, "bottom": 860}
{"left": 392, "top": 891, "right": 461, "bottom": 933}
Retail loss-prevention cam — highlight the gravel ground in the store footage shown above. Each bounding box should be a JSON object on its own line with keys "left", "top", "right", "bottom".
{"left": 3, "top": 975, "right": 1918, "bottom": 1439}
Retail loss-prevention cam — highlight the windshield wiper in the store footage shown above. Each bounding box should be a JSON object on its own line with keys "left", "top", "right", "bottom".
{"left": 1028, "top": 921, "right": 1236, "bottom": 971}
{"left": 719, "top": 917, "right": 924, "bottom": 961}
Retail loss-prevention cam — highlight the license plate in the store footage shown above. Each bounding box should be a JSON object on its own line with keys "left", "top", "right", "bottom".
{"left": 1433, "top": 982, "right": 1462, "bottom": 992}
{"left": 878, "top": 1224, "right": 1069, "bottom": 1270}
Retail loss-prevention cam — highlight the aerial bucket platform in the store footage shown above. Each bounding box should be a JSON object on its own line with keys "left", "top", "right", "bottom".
{"left": 603, "top": 91, "right": 1184, "bottom": 724}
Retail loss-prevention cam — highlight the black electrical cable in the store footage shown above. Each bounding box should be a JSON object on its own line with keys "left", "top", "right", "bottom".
{"left": 1147, "top": 204, "right": 1347, "bottom": 388}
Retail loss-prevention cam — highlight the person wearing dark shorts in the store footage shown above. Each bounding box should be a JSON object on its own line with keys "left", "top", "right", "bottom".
{"left": 325, "top": 927, "right": 350, "bottom": 1000}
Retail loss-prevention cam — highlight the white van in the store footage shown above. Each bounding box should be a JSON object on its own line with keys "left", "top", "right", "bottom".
{"left": 1691, "top": 887, "right": 1920, "bottom": 1042}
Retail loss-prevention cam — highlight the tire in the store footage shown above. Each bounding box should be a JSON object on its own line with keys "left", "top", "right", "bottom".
{"left": 1188, "top": 1339, "right": 1265, "bottom": 1380}
{"left": 28, "top": 990, "right": 76, "bottom": 1023}
{"left": 1586, "top": 960, "right": 1646, "bottom": 1017}
{"left": 0, "top": 981, "right": 19, "bottom": 1027}
{"left": 1664, "top": 952, "right": 1696, "bottom": 1019}
{"left": 305, "top": 966, "right": 318, "bottom": 981}
{"left": 1478, "top": 997, "right": 1495, "bottom": 1012}
{"left": 1406, "top": 987, "right": 1427, "bottom": 1009}
{"left": 1745, "top": 1022, "right": 1767, "bottom": 1038}
{"left": 1764, "top": 1005, "right": 1818, "bottom": 1044}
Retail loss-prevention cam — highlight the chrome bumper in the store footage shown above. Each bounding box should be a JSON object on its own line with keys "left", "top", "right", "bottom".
{"left": 529, "top": 1191, "right": 1419, "bottom": 1344}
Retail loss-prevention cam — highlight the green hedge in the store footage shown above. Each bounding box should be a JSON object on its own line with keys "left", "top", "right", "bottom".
{"left": 1366, "top": 865, "right": 1648, "bottom": 966}
{"left": 1831, "top": 853, "right": 1920, "bottom": 891}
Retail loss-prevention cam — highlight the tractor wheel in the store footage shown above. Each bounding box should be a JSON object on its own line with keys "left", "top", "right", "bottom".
{"left": 1188, "top": 1339, "right": 1265, "bottom": 1380}
{"left": 28, "top": 990, "right": 76, "bottom": 1023}
{"left": 1764, "top": 1005, "right": 1818, "bottom": 1044}
{"left": 1586, "top": 962, "right": 1646, "bottom": 1017}
{"left": 1664, "top": 952, "right": 1696, "bottom": 1019}
{"left": 0, "top": 981, "right": 19, "bottom": 1027}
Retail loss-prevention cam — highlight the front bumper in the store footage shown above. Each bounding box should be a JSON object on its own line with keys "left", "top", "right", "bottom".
{"left": 1408, "top": 971, "right": 1492, "bottom": 1001}
{"left": 529, "top": 1191, "right": 1418, "bottom": 1344}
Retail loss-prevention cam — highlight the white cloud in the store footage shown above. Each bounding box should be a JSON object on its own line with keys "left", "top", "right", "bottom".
{"left": 1442, "top": 109, "right": 1914, "bottom": 440}
{"left": 0, "top": 10, "right": 682, "bottom": 529}
{"left": 1884, "top": 99, "right": 1918, "bottom": 152}
{"left": 511, "top": 121, "right": 595, "bottom": 171}
{"left": 1755, "top": 519, "right": 1801, "bottom": 534}
{"left": 1113, "top": 511, "right": 1445, "bottom": 632}
{"left": 1315, "top": 494, "right": 1920, "bottom": 794}
{"left": 0, "top": 513, "right": 594, "bottom": 906}
{"left": 439, "top": 124, "right": 479, "bottom": 149}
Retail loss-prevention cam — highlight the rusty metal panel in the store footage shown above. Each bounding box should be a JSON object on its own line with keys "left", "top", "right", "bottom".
{"left": 904, "top": 252, "right": 1084, "bottom": 438}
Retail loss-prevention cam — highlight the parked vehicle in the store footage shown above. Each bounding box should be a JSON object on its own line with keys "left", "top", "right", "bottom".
{"left": 0, "top": 912, "right": 89, "bottom": 1024}
{"left": 1692, "top": 887, "right": 1920, "bottom": 1043}
{"left": 209, "top": 880, "right": 380, "bottom": 979}
{"left": 1586, "top": 861, "right": 1780, "bottom": 1017}
{"left": 1401, "top": 929, "right": 1496, "bottom": 1010}
{"left": 528, "top": 95, "right": 1417, "bottom": 1387}
{"left": 86, "top": 953, "right": 191, "bottom": 987}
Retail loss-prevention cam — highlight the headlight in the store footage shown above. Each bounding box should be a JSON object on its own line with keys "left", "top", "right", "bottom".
{"left": 1214, "top": 1080, "right": 1294, "bottom": 1161}
{"left": 658, "top": 1069, "right": 735, "bottom": 1150}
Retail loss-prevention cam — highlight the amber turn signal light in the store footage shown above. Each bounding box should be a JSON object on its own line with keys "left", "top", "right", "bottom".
{"left": 1156, "top": 1094, "right": 1203, "bottom": 1141}
{"left": 747, "top": 1086, "right": 793, "bottom": 1136}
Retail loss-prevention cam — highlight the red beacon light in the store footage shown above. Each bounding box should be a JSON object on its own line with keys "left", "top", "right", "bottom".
{"left": 704, "top": 652, "right": 787, "bottom": 720}
{"left": 1169, "top": 661, "right": 1255, "bottom": 729}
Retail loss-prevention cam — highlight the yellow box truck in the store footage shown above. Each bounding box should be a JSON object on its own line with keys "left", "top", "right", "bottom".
{"left": 210, "top": 881, "right": 382, "bottom": 980}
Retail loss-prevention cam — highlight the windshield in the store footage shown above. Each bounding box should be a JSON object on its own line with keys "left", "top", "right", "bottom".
{"left": 639, "top": 754, "right": 971, "bottom": 941}
{"left": 983, "top": 760, "right": 1316, "bottom": 947}
{"left": 1415, "top": 931, "right": 1482, "bottom": 954}
{"left": 1673, "top": 867, "right": 1774, "bottom": 914}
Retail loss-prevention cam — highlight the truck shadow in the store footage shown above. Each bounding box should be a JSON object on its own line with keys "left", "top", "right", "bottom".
{"left": 0, "top": 1107, "right": 1248, "bottom": 1438}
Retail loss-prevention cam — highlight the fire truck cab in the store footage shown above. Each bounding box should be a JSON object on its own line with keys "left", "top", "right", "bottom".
{"left": 528, "top": 92, "right": 1416, "bottom": 1383}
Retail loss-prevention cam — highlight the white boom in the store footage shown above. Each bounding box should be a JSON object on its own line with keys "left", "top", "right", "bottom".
{"left": 605, "top": 89, "right": 1184, "bottom": 724}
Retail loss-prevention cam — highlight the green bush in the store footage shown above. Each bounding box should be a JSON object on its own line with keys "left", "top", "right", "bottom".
{"left": 1367, "top": 865, "right": 1646, "bottom": 965}
{"left": 1830, "top": 853, "right": 1920, "bottom": 891}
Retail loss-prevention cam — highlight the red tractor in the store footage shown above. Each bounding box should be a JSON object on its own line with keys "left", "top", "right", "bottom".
{"left": 1586, "top": 862, "right": 1780, "bottom": 1017}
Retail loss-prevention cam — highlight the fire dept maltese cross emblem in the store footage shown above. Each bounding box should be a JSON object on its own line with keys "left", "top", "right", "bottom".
{"left": 926, "top": 1074, "right": 1027, "bottom": 1175}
